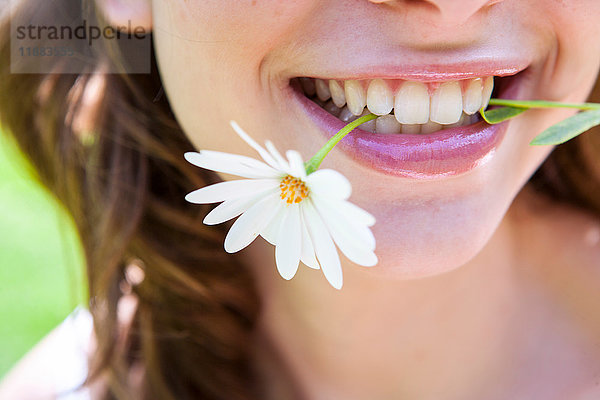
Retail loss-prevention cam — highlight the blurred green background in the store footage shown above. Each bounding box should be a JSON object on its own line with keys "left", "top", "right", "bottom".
{"left": 0, "top": 127, "right": 86, "bottom": 378}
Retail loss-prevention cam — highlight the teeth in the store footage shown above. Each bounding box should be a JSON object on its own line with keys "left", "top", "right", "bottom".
{"left": 300, "top": 75, "right": 497, "bottom": 134}
{"left": 323, "top": 100, "right": 342, "bottom": 117}
{"left": 445, "top": 112, "right": 469, "bottom": 129}
{"left": 315, "top": 79, "right": 331, "bottom": 102}
{"left": 360, "top": 117, "right": 377, "bottom": 133}
{"left": 367, "top": 79, "right": 393, "bottom": 116}
{"left": 402, "top": 124, "right": 421, "bottom": 134}
{"left": 339, "top": 105, "right": 357, "bottom": 123}
{"left": 358, "top": 109, "right": 377, "bottom": 133}
{"left": 329, "top": 80, "right": 346, "bottom": 108}
{"left": 430, "top": 81, "right": 463, "bottom": 124}
{"left": 420, "top": 120, "right": 443, "bottom": 134}
{"left": 318, "top": 101, "right": 480, "bottom": 134}
{"left": 463, "top": 78, "right": 483, "bottom": 115}
{"left": 344, "top": 80, "right": 367, "bottom": 116}
{"left": 469, "top": 113, "right": 481, "bottom": 124}
{"left": 299, "top": 77, "right": 316, "bottom": 97}
{"left": 482, "top": 76, "right": 494, "bottom": 109}
{"left": 375, "top": 114, "right": 402, "bottom": 134}
{"left": 394, "top": 81, "right": 430, "bottom": 124}
{"left": 338, "top": 107, "right": 375, "bottom": 130}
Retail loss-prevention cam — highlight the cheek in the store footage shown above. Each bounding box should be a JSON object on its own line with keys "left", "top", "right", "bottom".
{"left": 151, "top": 0, "right": 315, "bottom": 152}
{"left": 536, "top": 1, "right": 600, "bottom": 101}
{"left": 152, "top": 0, "right": 314, "bottom": 67}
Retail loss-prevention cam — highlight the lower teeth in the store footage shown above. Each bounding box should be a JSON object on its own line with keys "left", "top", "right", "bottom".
{"left": 319, "top": 99, "right": 480, "bottom": 134}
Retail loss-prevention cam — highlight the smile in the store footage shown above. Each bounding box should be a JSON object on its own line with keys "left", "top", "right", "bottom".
{"left": 296, "top": 76, "right": 494, "bottom": 134}
{"left": 288, "top": 67, "right": 528, "bottom": 179}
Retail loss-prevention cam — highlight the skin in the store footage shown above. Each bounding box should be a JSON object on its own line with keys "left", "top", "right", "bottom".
{"left": 149, "top": 1, "right": 600, "bottom": 398}
{"left": 2, "top": 0, "right": 600, "bottom": 398}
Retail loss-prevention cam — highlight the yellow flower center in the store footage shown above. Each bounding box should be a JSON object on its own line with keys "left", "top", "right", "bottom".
{"left": 279, "top": 175, "right": 310, "bottom": 204}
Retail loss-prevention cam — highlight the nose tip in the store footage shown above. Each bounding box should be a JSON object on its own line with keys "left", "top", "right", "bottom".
{"left": 367, "top": 0, "right": 502, "bottom": 25}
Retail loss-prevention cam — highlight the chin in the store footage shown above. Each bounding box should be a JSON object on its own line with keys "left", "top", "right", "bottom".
{"left": 358, "top": 185, "right": 508, "bottom": 279}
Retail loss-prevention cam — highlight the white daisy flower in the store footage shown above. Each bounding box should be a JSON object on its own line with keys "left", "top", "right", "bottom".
{"left": 184, "top": 120, "right": 377, "bottom": 289}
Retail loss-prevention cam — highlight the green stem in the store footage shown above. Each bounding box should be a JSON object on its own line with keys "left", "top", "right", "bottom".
{"left": 488, "top": 98, "right": 600, "bottom": 110}
{"left": 304, "top": 113, "right": 378, "bottom": 175}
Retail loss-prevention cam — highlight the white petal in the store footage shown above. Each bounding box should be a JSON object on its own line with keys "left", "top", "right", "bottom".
{"left": 224, "top": 193, "right": 282, "bottom": 253}
{"left": 316, "top": 195, "right": 376, "bottom": 227}
{"left": 285, "top": 150, "right": 307, "bottom": 179}
{"left": 299, "top": 207, "right": 319, "bottom": 269}
{"left": 229, "top": 120, "right": 281, "bottom": 170}
{"left": 184, "top": 151, "right": 282, "bottom": 179}
{"left": 312, "top": 199, "right": 378, "bottom": 267}
{"left": 260, "top": 203, "right": 286, "bottom": 245}
{"left": 313, "top": 196, "right": 376, "bottom": 250}
{"left": 185, "top": 179, "right": 279, "bottom": 204}
{"left": 275, "top": 205, "right": 302, "bottom": 280}
{"left": 203, "top": 187, "right": 278, "bottom": 225}
{"left": 305, "top": 169, "right": 352, "bottom": 200}
{"left": 264, "top": 141, "right": 291, "bottom": 173}
{"left": 302, "top": 200, "right": 343, "bottom": 290}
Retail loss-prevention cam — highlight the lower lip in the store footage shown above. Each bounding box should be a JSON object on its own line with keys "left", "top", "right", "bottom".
{"left": 290, "top": 85, "right": 510, "bottom": 179}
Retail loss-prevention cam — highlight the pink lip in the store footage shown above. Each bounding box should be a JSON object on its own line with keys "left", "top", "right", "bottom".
{"left": 311, "top": 61, "right": 526, "bottom": 83}
{"left": 290, "top": 75, "right": 522, "bottom": 179}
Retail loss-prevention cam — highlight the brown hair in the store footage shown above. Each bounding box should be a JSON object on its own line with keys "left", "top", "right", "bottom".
{"left": 0, "top": 2, "right": 599, "bottom": 400}
{"left": 1, "top": 2, "right": 259, "bottom": 400}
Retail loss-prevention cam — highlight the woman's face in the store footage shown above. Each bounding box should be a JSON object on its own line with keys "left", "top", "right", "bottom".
{"left": 151, "top": 0, "right": 600, "bottom": 278}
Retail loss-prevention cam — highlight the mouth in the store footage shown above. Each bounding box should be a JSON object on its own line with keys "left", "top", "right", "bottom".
{"left": 288, "top": 69, "right": 527, "bottom": 179}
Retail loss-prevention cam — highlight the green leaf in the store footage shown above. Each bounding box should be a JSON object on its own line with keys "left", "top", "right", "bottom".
{"left": 530, "top": 109, "right": 600, "bottom": 145}
{"left": 480, "top": 106, "right": 527, "bottom": 124}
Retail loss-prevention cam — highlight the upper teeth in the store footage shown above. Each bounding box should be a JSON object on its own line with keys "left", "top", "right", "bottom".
{"left": 304, "top": 76, "right": 495, "bottom": 133}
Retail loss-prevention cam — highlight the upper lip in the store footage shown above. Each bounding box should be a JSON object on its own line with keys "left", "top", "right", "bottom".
{"left": 282, "top": 37, "right": 535, "bottom": 84}
{"left": 303, "top": 60, "right": 528, "bottom": 82}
